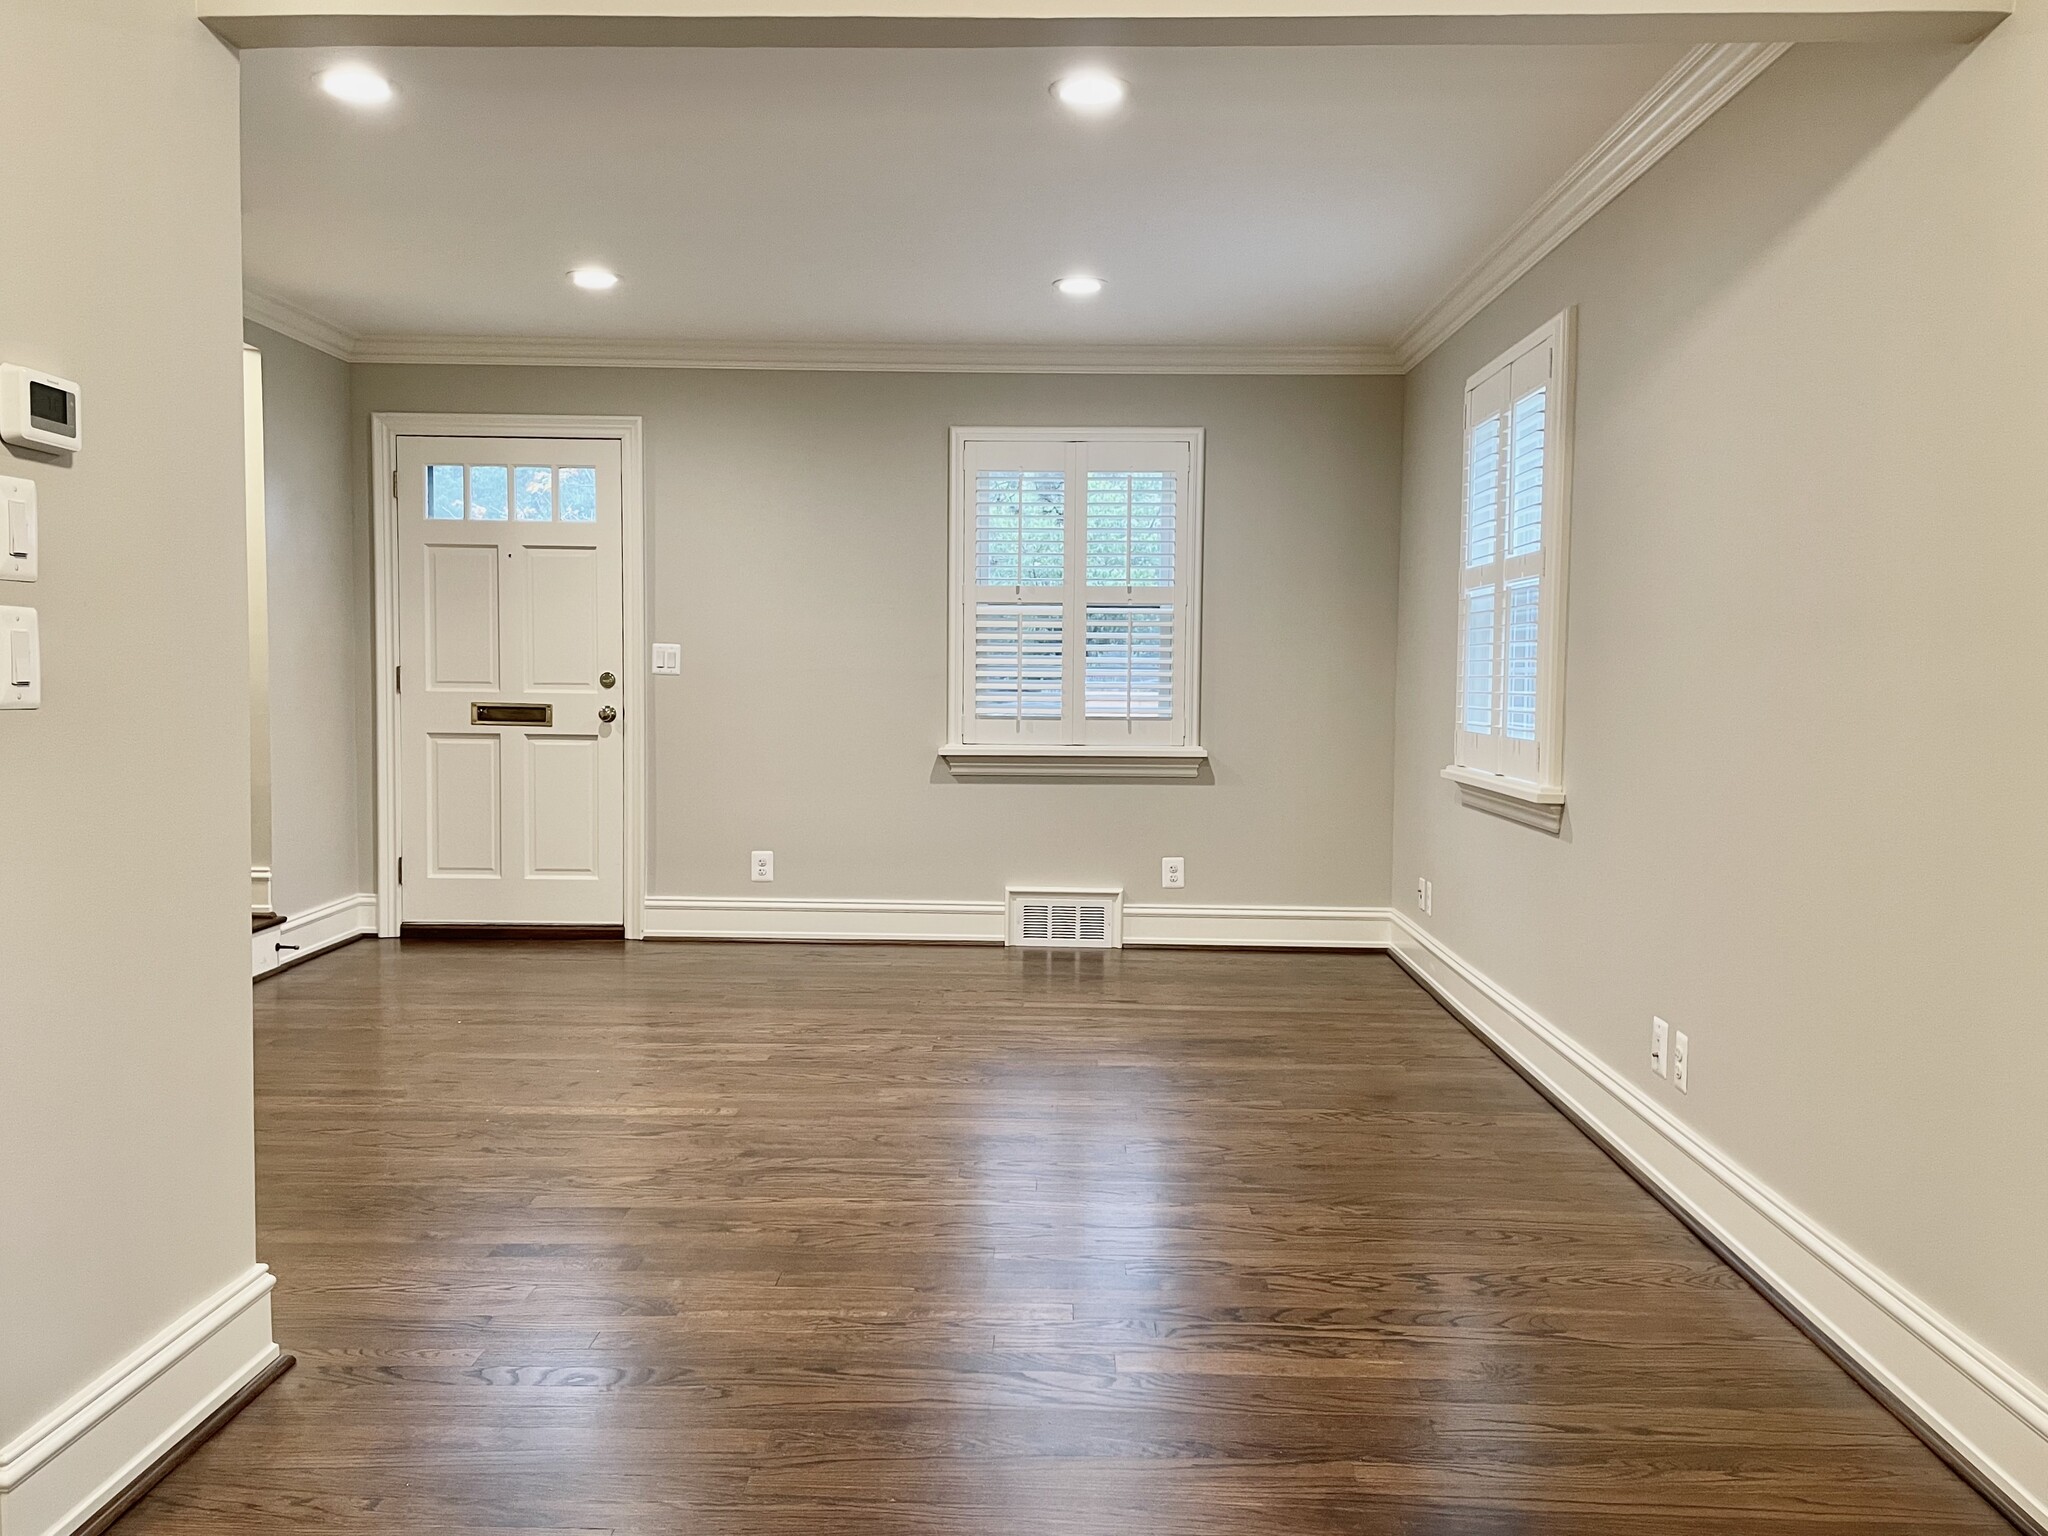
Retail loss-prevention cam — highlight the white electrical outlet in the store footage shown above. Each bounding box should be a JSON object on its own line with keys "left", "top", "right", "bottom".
{"left": 1673, "top": 1031, "right": 1690, "bottom": 1093}
{"left": 651, "top": 642, "right": 681, "bottom": 675}
{"left": 1651, "top": 1017, "right": 1670, "bottom": 1078}
{"left": 1416, "top": 876, "right": 1426, "bottom": 911}
{"left": 1161, "top": 856, "right": 1185, "bottom": 889}
{"left": 750, "top": 850, "right": 774, "bottom": 882}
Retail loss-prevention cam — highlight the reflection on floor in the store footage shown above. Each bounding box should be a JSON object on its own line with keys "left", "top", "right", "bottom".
{"left": 126, "top": 940, "right": 2010, "bottom": 1534}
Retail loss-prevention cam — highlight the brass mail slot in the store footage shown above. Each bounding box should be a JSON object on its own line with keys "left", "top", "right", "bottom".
{"left": 471, "top": 702, "right": 552, "bottom": 727}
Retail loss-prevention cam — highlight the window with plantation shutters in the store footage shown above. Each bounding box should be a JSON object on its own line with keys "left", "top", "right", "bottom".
{"left": 1447, "top": 311, "right": 1575, "bottom": 814}
{"left": 948, "top": 429, "right": 1204, "bottom": 768}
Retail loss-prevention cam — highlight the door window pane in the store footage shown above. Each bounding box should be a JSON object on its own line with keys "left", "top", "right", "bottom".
{"left": 558, "top": 466, "right": 597, "bottom": 523}
{"left": 514, "top": 466, "right": 554, "bottom": 522}
{"left": 427, "top": 464, "right": 464, "bottom": 521}
{"left": 469, "top": 464, "right": 509, "bottom": 521}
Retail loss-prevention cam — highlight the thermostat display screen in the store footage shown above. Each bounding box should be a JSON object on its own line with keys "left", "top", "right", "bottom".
{"left": 28, "top": 381, "right": 71, "bottom": 429}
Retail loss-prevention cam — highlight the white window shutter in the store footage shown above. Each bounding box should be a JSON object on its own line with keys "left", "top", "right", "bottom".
{"left": 952, "top": 432, "right": 1198, "bottom": 752}
{"left": 1450, "top": 310, "right": 1571, "bottom": 798}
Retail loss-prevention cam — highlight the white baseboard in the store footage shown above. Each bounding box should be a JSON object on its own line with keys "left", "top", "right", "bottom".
{"left": 642, "top": 896, "right": 1395, "bottom": 949}
{"left": 0, "top": 1267, "right": 278, "bottom": 1536}
{"left": 254, "top": 892, "right": 376, "bottom": 979}
{"left": 1124, "top": 903, "right": 1395, "bottom": 948}
{"left": 1387, "top": 912, "right": 2048, "bottom": 1533}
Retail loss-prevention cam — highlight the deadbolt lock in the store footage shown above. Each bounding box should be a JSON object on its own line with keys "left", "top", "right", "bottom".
{"left": 599, "top": 671, "right": 617, "bottom": 689}
{"left": 598, "top": 705, "right": 617, "bottom": 723}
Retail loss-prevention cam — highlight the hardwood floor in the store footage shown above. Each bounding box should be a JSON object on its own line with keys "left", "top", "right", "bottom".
{"left": 121, "top": 940, "right": 2011, "bottom": 1534}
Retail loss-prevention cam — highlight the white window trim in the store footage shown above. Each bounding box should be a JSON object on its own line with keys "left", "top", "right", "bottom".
{"left": 943, "top": 426, "right": 1207, "bottom": 780}
{"left": 1442, "top": 309, "right": 1575, "bottom": 828}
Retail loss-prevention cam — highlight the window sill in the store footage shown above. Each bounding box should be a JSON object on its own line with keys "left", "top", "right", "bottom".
{"left": 942, "top": 745, "right": 1208, "bottom": 781}
{"left": 1440, "top": 765, "right": 1566, "bottom": 832}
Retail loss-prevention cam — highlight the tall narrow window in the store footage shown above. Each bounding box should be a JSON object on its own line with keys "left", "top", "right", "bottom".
{"left": 1448, "top": 311, "right": 1574, "bottom": 811}
{"left": 948, "top": 430, "right": 1203, "bottom": 762}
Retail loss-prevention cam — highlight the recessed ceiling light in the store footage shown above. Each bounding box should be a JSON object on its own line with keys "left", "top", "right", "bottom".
{"left": 1053, "top": 69, "right": 1127, "bottom": 114}
{"left": 1054, "top": 275, "right": 1105, "bottom": 298}
{"left": 569, "top": 267, "right": 621, "bottom": 291}
{"left": 319, "top": 64, "right": 393, "bottom": 107}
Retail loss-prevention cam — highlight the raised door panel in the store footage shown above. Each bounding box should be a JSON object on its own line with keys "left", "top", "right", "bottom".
{"left": 526, "top": 734, "right": 601, "bottom": 878}
{"left": 427, "top": 733, "right": 501, "bottom": 877}
{"left": 425, "top": 544, "right": 500, "bottom": 689}
{"left": 524, "top": 545, "right": 599, "bottom": 690}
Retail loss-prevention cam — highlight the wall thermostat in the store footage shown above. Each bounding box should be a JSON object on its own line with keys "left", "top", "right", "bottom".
{"left": 1, "top": 365, "right": 81, "bottom": 454}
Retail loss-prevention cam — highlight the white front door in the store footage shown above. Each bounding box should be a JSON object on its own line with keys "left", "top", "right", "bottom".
{"left": 395, "top": 436, "right": 625, "bottom": 927}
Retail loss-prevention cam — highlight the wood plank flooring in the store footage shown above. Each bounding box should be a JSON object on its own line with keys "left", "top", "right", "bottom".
{"left": 120, "top": 940, "right": 2012, "bottom": 1534}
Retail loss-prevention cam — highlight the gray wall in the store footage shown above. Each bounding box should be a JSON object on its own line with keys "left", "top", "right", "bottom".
{"left": 247, "top": 321, "right": 372, "bottom": 915}
{"left": 1393, "top": 34, "right": 2047, "bottom": 1387}
{"left": 1, "top": 0, "right": 263, "bottom": 1445}
{"left": 350, "top": 368, "right": 1404, "bottom": 908}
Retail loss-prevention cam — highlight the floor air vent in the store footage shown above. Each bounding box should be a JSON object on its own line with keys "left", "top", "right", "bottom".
{"left": 1006, "top": 887, "right": 1122, "bottom": 949}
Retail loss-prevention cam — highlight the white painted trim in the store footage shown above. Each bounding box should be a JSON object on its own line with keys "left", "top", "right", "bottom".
{"left": 1395, "top": 42, "right": 1790, "bottom": 369}
{"left": 1124, "top": 902, "right": 1396, "bottom": 948}
{"left": 352, "top": 335, "right": 1403, "bottom": 375}
{"left": 947, "top": 425, "right": 1206, "bottom": 759}
{"left": 239, "top": 295, "right": 1400, "bottom": 374}
{"left": 645, "top": 896, "right": 1006, "bottom": 944}
{"left": 1440, "top": 764, "right": 1567, "bottom": 831}
{"left": 242, "top": 285, "right": 356, "bottom": 361}
{"left": 941, "top": 745, "right": 1208, "bottom": 780}
{"left": 249, "top": 865, "right": 272, "bottom": 914}
{"left": 370, "top": 414, "right": 648, "bottom": 940}
{"left": 255, "top": 891, "right": 377, "bottom": 977}
{"left": 0, "top": 1266, "right": 277, "bottom": 1536}
{"left": 1386, "top": 912, "right": 2048, "bottom": 1532}
{"left": 643, "top": 896, "right": 1395, "bottom": 949}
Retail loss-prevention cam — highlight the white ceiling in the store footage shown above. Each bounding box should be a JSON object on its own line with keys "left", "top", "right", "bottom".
{"left": 240, "top": 44, "right": 1685, "bottom": 353}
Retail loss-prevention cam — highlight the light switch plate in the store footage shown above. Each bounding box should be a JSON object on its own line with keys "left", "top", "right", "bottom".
{"left": 651, "top": 642, "right": 681, "bottom": 675}
{"left": 1, "top": 606, "right": 40, "bottom": 708}
{"left": 1, "top": 476, "right": 36, "bottom": 582}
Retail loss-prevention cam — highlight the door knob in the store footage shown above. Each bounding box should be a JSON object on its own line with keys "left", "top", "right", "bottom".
{"left": 599, "top": 671, "right": 616, "bottom": 689}
{"left": 598, "top": 705, "right": 617, "bottom": 723}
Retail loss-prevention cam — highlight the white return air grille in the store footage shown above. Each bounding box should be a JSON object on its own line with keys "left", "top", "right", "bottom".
{"left": 1006, "top": 887, "right": 1123, "bottom": 949}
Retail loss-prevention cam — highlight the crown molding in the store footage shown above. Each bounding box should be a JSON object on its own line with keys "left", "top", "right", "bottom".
{"left": 1394, "top": 40, "right": 1791, "bottom": 370}
{"left": 241, "top": 286, "right": 358, "bottom": 361}
{"left": 239, "top": 291, "right": 1397, "bottom": 374}
{"left": 244, "top": 45, "right": 1781, "bottom": 383}
{"left": 345, "top": 334, "right": 1404, "bottom": 374}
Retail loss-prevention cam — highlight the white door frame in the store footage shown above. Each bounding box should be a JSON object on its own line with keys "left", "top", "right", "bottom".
{"left": 371, "top": 413, "right": 647, "bottom": 939}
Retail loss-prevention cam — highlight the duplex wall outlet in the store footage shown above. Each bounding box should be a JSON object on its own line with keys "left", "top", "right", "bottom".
{"left": 650, "top": 642, "right": 682, "bottom": 675}
{"left": 750, "top": 850, "right": 774, "bottom": 882}
{"left": 1650, "top": 1017, "right": 1670, "bottom": 1078}
{"left": 1161, "top": 856, "right": 1186, "bottom": 889}
{"left": 1673, "top": 1031, "right": 1690, "bottom": 1093}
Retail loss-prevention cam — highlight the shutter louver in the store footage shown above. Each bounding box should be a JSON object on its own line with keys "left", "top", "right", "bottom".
{"left": 974, "top": 603, "right": 1063, "bottom": 721}
{"left": 976, "top": 469, "right": 1064, "bottom": 587}
{"left": 1084, "top": 605, "right": 1174, "bottom": 720}
{"left": 1508, "top": 387, "right": 1546, "bottom": 557}
{"left": 1086, "top": 471, "right": 1176, "bottom": 587}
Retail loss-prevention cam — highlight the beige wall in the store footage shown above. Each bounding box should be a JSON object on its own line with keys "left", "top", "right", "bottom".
{"left": 1393, "top": 28, "right": 2047, "bottom": 1393}
{"left": 0, "top": 0, "right": 265, "bottom": 1462}
{"left": 247, "top": 322, "right": 372, "bottom": 915}
{"left": 350, "top": 367, "right": 1403, "bottom": 908}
